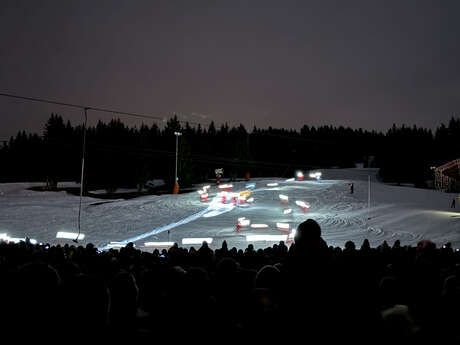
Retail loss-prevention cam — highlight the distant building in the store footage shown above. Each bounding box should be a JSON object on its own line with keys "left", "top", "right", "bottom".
{"left": 434, "top": 158, "right": 460, "bottom": 192}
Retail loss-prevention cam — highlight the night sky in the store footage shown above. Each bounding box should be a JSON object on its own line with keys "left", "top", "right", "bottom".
{"left": 1, "top": 0, "right": 460, "bottom": 140}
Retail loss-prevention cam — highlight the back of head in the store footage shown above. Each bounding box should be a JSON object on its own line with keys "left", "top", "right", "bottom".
{"left": 109, "top": 270, "right": 138, "bottom": 326}
{"left": 255, "top": 265, "right": 281, "bottom": 290}
{"left": 290, "top": 219, "right": 330, "bottom": 268}
{"left": 64, "top": 273, "right": 110, "bottom": 332}
{"left": 295, "top": 219, "right": 322, "bottom": 243}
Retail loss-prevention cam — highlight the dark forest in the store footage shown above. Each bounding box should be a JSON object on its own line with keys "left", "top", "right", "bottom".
{"left": 1, "top": 114, "right": 459, "bottom": 191}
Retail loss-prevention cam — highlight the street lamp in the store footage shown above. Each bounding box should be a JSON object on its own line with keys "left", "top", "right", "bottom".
{"left": 173, "top": 132, "right": 182, "bottom": 194}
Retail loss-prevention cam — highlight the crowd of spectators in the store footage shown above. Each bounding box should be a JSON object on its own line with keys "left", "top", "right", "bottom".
{"left": 1, "top": 219, "right": 460, "bottom": 343}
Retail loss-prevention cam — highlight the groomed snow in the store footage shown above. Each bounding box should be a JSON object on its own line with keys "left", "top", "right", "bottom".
{"left": 0, "top": 168, "right": 459, "bottom": 250}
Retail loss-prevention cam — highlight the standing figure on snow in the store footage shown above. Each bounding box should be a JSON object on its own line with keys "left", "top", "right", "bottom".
{"left": 350, "top": 183, "right": 354, "bottom": 194}
{"left": 215, "top": 168, "right": 223, "bottom": 185}
{"left": 451, "top": 198, "right": 456, "bottom": 209}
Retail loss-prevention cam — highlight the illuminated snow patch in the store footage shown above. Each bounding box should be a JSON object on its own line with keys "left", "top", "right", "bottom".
{"left": 8, "top": 237, "right": 24, "bottom": 243}
{"left": 182, "top": 238, "right": 213, "bottom": 245}
{"left": 267, "top": 183, "right": 278, "bottom": 187}
{"left": 106, "top": 241, "right": 130, "bottom": 249}
{"left": 285, "top": 178, "right": 295, "bottom": 182}
{"left": 202, "top": 202, "right": 235, "bottom": 218}
{"left": 283, "top": 208, "right": 292, "bottom": 214}
{"left": 144, "top": 242, "right": 175, "bottom": 247}
{"left": 246, "top": 235, "right": 288, "bottom": 242}
{"left": 218, "top": 184, "right": 233, "bottom": 189}
{"left": 247, "top": 197, "right": 254, "bottom": 203}
{"left": 56, "top": 232, "right": 86, "bottom": 240}
{"left": 276, "top": 223, "right": 291, "bottom": 231}
{"left": 250, "top": 224, "right": 269, "bottom": 229}
{"left": 238, "top": 217, "right": 251, "bottom": 227}
{"left": 295, "top": 201, "right": 310, "bottom": 208}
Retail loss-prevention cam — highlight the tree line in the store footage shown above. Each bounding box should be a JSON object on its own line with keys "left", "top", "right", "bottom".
{"left": 1, "top": 114, "right": 459, "bottom": 191}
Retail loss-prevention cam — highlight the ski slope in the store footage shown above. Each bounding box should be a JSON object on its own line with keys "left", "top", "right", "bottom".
{"left": 0, "top": 168, "right": 459, "bottom": 250}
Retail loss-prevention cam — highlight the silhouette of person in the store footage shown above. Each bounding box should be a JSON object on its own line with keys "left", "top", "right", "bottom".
{"left": 451, "top": 198, "right": 456, "bottom": 208}
{"left": 350, "top": 183, "right": 354, "bottom": 194}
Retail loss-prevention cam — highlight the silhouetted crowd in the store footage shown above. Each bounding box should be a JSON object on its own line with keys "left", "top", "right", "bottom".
{"left": 1, "top": 219, "right": 460, "bottom": 343}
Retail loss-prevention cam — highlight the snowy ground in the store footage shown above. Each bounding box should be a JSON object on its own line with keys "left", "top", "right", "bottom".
{"left": 0, "top": 168, "right": 459, "bottom": 250}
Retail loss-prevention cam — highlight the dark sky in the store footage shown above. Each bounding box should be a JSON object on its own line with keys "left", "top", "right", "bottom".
{"left": 1, "top": 0, "right": 460, "bottom": 140}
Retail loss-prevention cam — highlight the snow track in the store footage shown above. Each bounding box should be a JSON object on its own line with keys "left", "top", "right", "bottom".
{"left": 1, "top": 169, "right": 460, "bottom": 249}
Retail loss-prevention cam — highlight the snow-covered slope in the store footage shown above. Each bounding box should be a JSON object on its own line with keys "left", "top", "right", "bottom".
{"left": 0, "top": 168, "right": 459, "bottom": 250}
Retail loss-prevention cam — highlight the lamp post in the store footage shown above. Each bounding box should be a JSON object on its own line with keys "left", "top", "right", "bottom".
{"left": 76, "top": 107, "right": 89, "bottom": 242}
{"left": 173, "top": 131, "right": 182, "bottom": 194}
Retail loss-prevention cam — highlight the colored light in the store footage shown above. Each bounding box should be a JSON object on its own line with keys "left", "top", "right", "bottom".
{"left": 295, "top": 201, "right": 310, "bottom": 208}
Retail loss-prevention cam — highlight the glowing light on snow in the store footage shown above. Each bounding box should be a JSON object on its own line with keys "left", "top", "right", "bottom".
{"left": 247, "top": 197, "right": 254, "bottom": 203}
{"left": 246, "top": 235, "right": 288, "bottom": 242}
{"left": 56, "top": 232, "right": 85, "bottom": 240}
{"left": 283, "top": 208, "right": 292, "bottom": 214}
{"left": 309, "top": 172, "right": 322, "bottom": 179}
{"left": 250, "top": 224, "right": 269, "bottom": 229}
{"left": 182, "top": 238, "right": 213, "bottom": 245}
{"left": 106, "top": 241, "right": 129, "bottom": 248}
{"left": 144, "top": 242, "right": 175, "bottom": 247}
{"left": 239, "top": 190, "right": 252, "bottom": 197}
{"left": 246, "top": 183, "right": 256, "bottom": 189}
{"left": 295, "top": 201, "right": 310, "bottom": 209}
{"left": 8, "top": 237, "right": 25, "bottom": 243}
{"left": 285, "top": 178, "right": 295, "bottom": 182}
{"left": 276, "top": 223, "right": 291, "bottom": 231}
{"left": 279, "top": 194, "right": 289, "bottom": 203}
{"left": 218, "top": 184, "right": 233, "bottom": 190}
{"left": 267, "top": 183, "right": 278, "bottom": 187}
{"left": 238, "top": 217, "right": 251, "bottom": 227}
{"left": 0, "top": 233, "right": 36, "bottom": 244}
{"left": 296, "top": 171, "right": 304, "bottom": 181}
{"left": 203, "top": 185, "right": 210, "bottom": 190}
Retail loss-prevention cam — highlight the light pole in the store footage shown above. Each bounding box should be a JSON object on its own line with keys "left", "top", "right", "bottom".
{"left": 173, "top": 131, "right": 182, "bottom": 194}
{"left": 76, "top": 107, "right": 89, "bottom": 242}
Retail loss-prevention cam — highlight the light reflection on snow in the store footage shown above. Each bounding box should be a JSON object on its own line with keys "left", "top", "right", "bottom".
{"left": 246, "top": 235, "right": 287, "bottom": 242}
